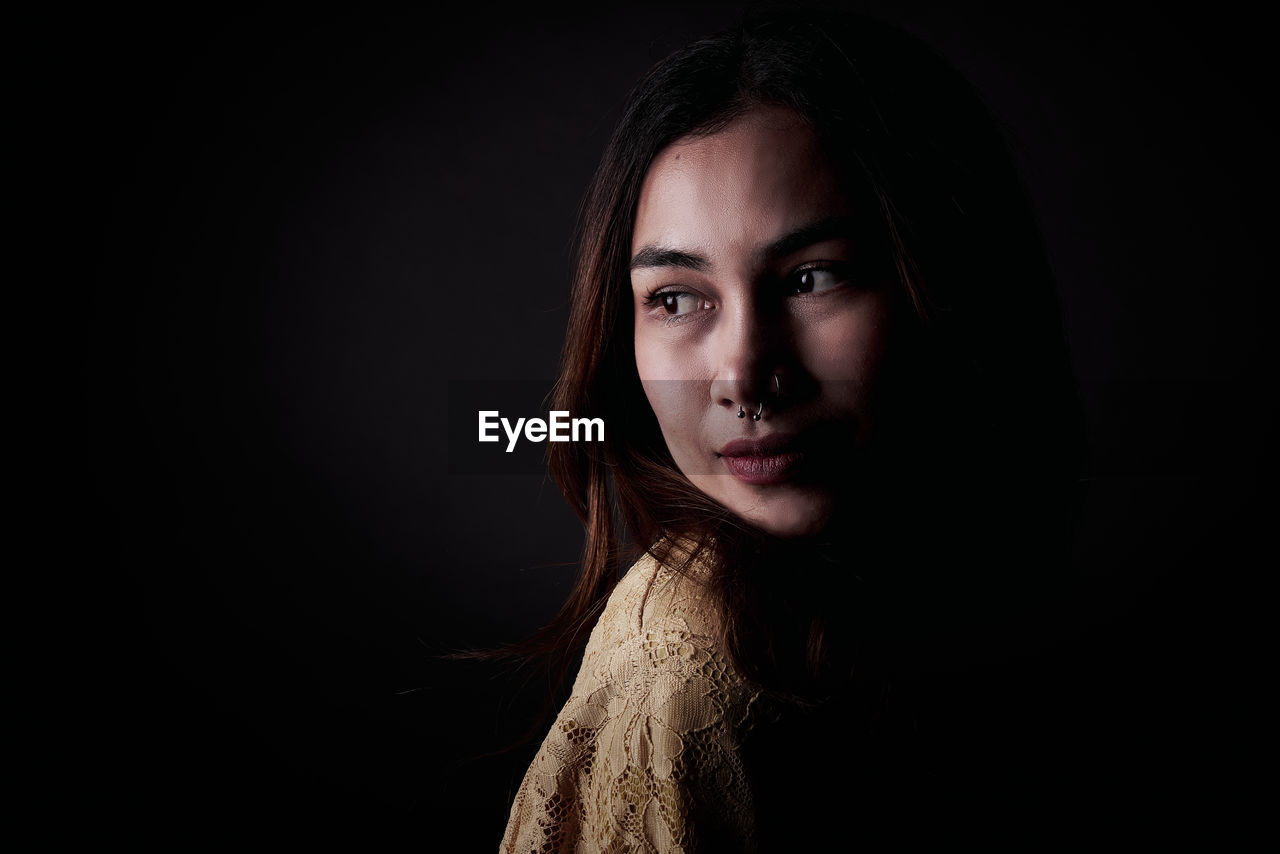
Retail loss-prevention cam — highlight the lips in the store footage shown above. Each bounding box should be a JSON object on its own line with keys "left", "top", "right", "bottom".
{"left": 717, "top": 433, "right": 806, "bottom": 485}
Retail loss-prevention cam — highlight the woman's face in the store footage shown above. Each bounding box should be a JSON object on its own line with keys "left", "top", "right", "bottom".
{"left": 631, "top": 106, "right": 899, "bottom": 538}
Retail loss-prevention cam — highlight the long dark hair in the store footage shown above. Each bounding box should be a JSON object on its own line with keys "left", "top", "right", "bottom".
{"left": 516, "top": 7, "right": 1082, "bottom": 701}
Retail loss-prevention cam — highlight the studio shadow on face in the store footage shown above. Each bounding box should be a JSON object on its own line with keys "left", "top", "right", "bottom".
{"left": 630, "top": 106, "right": 903, "bottom": 539}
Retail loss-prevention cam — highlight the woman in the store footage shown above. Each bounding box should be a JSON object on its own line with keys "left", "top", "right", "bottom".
{"left": 501, "top": 8, "right": 1081, "bottom": 851}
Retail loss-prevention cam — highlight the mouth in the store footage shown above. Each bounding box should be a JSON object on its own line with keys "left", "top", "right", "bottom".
{"left": 717, "top": 434, "right": 807, "bottom": 486}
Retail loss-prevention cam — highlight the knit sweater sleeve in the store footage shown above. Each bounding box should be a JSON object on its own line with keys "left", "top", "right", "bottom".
{"left": 500, "top": 553, "right": 761, "bottom": 854}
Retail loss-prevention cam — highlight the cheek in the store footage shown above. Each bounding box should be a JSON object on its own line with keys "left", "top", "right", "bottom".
{"left": 797, "top": 300, "right": 892, "bottom": 383}
{"left": 639, "top": 377, "right": 704, "bottom": 453}
{"left": 635, "top": 334, "right": 710, "bottom": 457}
{"left": 633, "top": 331, "right": 662, "bottom": 382}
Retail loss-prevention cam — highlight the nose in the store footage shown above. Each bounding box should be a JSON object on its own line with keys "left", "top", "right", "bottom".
{"left": 708, "top": 299, "right": 786, "bottom": 418}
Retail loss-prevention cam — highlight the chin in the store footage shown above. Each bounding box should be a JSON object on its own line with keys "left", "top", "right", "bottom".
{"left": 731, "top": 490, "right": 835, "bottom": 539}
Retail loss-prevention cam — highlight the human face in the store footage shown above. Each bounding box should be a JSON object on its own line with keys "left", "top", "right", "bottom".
{"left": 630, "top": 106, "right": 898, "bottom": 538}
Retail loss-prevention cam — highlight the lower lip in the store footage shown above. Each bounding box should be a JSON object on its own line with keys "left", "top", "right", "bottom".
{"left": 720, "top": 452, "right": 805, "bottom": 485}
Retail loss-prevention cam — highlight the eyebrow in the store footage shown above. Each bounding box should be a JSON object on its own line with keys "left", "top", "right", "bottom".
{"left": 628, "top": 247, "right": 709, "bottom": 273}
{"left": 628, "top": 215, "right": 859, "bottom": 273}
{"left": 759, "top": 215, "right": 859, "bottom": 263}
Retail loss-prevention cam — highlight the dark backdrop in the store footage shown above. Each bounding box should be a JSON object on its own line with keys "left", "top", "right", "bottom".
{"left": 74, "top": 1, "right": 1268, "bottom": 847}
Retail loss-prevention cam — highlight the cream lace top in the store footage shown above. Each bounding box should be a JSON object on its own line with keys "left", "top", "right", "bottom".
{"left": 500, "top": 549, "right": 763, "bottom": 853}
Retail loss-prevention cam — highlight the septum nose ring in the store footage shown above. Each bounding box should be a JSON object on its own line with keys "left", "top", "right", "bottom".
{"left": 736, "top": 374, "right": 781, "bottom": 421}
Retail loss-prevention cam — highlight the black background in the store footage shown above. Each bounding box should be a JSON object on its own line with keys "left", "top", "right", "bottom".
{"left": 70, "top": 1, "right": 1268, "bottom": 847}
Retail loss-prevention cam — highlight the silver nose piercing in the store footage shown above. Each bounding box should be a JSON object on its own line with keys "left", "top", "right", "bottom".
{"left": 736, "top": 374, "right": 780, "bottom": 420}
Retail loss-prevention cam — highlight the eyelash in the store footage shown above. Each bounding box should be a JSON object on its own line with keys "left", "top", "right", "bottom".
{"left": 641, "top": 262, "right": 850, "bottom": 325}
{"left": 640, "top": 289, "right": 704, "bottom": 326}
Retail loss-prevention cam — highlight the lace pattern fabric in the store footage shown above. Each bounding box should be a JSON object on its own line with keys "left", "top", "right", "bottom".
{"left": 501, "top": 550, "right": 762, "bottom": 853}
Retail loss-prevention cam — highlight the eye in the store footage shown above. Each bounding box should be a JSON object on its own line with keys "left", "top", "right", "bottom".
{"left": 788, "top": 266, "right": 847, "bottom": 295}
{"left": 661, "top": 292, "right": 700, "bottom": 315}
{"left": 644, "top": 290, "right": 709, "bottom": 317}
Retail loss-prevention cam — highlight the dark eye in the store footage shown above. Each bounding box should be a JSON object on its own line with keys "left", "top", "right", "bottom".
{"left": 658, "top": 292, "right": 704, "bottom": 315}
{"left": 790, "top": 268, "right": 845, "bottom": 295}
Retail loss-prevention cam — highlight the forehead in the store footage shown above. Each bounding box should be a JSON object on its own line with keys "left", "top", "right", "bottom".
{"left": 632, "top": 106, "right": 854, "bottom": 256}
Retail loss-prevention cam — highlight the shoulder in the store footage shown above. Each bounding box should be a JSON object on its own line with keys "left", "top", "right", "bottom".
{"left": 502, "top": 546, "right": 761, "bottom": 852}
{"left": 594, "top": 546, "right": 722, "bottom": 646}
{"left": 576, "top": 546, "right": 742, "bottom": 706}
{"left": 566, "top": 546, "right": 761, "bottom": 780}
